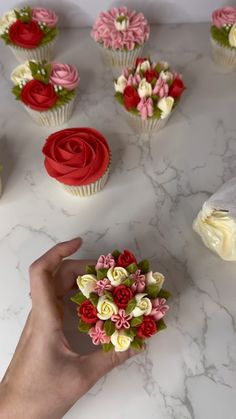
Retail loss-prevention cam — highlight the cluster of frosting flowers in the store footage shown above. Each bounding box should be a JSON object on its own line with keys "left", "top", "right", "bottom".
{"left": 11, "top": 60, "right": 80, "bottom": 111}
{"left": 211, "top": 7, "right": 236, "bottom": 48}
{"left": 0, "top": 6, "right": 58, "bottom": 49}
{"left": 71, "top": 249, "right": 170, "bottom": 352}
{"left": 114, "top": 57, "right": 185, "bottom": 120}
{"left": 91, "top": 6, "right": 150, "bottom": 50}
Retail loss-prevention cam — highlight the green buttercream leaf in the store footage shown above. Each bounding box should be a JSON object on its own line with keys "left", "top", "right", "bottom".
{"left": 122, "top": 277, "right": 135, "bottom": 287}
{"left": 86, "top": 264, "right": 96, "bottom": 275}
{"left": 112, "top": 249, "right": 121, "bottom": 260}
{"left": 156, "top": 318, "right": 167, "bottom": 332}
{"left": 97, "top": 268, "right": 108, "bottom": 280}
{"left": 157, "top": 289, "right": 171, "bottom": 300}
{"left": 0, "top": 32, "right": 11, "bottom": 45}
{"left": 70, "top": 291, "right": 86, "bottom": 305}
{"left": 130, "top": 316, "right": 143, "bottom": 327}
{"left": 126, "top": 263, "right": 138, "bottom": 274}
{"left": 102, "top": 342, "right": 114, "bottom": 352}
{"left": 11, "top": 85, "right": 22, "bottom": 100}
{"left": 104, "top": 319, "right": 116, "bottom": 336}
{"left": 89, "top": 292, "right": 99, "bottom": 307}
{"left": 210, "top": 25, "right": 231, "bottom": 48}
{"left": 152, "top": 107, "right": 162, "bottom": 119}
{"left": 104, "top": 291, "right": 114, "bottom": 301}
{"left": 40, "top": 26, "right": 58, "bottom": 46}
{"left": 125, "top": 327, "right": 136, "bottom": 338}
{"left": 15, "top": 7, "right": 32, "bottom": 23}
{"left": 54, "top": 89, "right": 76, "bottom": 110}
{"left": 114, "top": 91, "right": 124, "bottom": 105}
{"left": 78, "top": 319, "right": 91, "bottom": 333}
{"left": 137, "top": 259, "right": 150, "bottom": 274}
{"left": 147, "top": 283, "right": 159, "bottom": 299}
{"left": 125, "top": 298, "right": 136, "bottom": 314}
{"left": 131, "top": 337, "right": 144, "bottom": 350}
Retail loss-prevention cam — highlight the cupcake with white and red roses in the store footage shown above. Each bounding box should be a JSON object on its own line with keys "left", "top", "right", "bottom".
{"left": 11, "top": 60, "right": 79, "bottom": 126}
{"left": 91, "top": 7, "right": 149, "bottom": 71}
{"left": 71, "top": 249, "right": 170, "bottom": 352}
{"left": 0, "top": 6, "right": 58, "bottom": 63}
{"left": 210, "top": 7, "right": 236, "bottom": 70}
{"left": 114, "top": 57, "right": 186, "bottom": 133}
{"left": 42, "top": 128, "right": 111, "bottom": 197}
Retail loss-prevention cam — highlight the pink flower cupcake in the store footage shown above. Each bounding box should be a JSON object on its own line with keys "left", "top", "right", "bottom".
{"left": 210, "top": 7, "right": 236, "bottom": 70}
{"left": 91, "top": 7, "right": 150, "bottom": 71}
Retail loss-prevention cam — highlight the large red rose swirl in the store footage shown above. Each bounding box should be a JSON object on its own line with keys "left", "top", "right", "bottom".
{"left": 137, "top": 316, "right": 157, "bottom": 338}
{"left": 21, "top": 80, "right": 58, "bottom": 111}
{"left": 42, "top": 128, "right": 110, "bottom": 186}
{"left": 78, "top": 301, "right": 97, "bottom": 324}
{"left": 9, "top": 20, "right": 44, "bottom": 49}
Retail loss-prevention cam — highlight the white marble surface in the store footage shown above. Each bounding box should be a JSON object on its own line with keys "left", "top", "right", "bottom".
{"left": 0, "top": 24, "right": 236, "bottom": 419}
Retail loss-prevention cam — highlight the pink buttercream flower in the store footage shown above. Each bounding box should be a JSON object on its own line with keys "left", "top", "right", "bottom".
{"left": 32, "top": 7, "right": 58, "bottom": 28}
{"left": 153, "top": 77, "right": 169, "bottom": 98}
{"left": 95, "top": 253, "right": 116, "bottom": 270}
{"left": 151, "top": 298, "right": 169, "bottom": 321}
{"left": 94, "top": 278, "right": 113, "bottom": 296}
{"left": 212, "top": 7, "right": 236, "bottom": 29}
{"left": 91, "top": 7, "right": 150, "bottom": 50}
{"left": 130, "top": 269, "right": 146, "bottom": 292}
{"left": 50, "top": 62, "right": 80, "bottom": 90}
{"left": 172, "top": 71, "right": 182, "bottom": 81}
{"left": 111, "top": 309, "right": 132, "bottom": 329}
{"left": 122, "top": 67, "right": 130, "bottom": 78}
{"left": 89, "top": 321, "right": 110, "bottom": 345}
{"left": 127, "top": 73, "right": 141, "bottom": 87}
{"left": 137, "top": 97, "right": 153, "bottom": 120}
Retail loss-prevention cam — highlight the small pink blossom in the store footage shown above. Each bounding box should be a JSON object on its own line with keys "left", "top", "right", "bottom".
{"left": 95, "top": 253, "right": 115, "bottom": 270}
{"left": 89, "top": 320, "right": 110, "bottom": 345}
{"left": 130, "top": 269, "right": 146, "bottom": 292}
{"left": 127, "top": 73, "right": 141, "bottom": 87}
{"left": 111, "top": 309, "right": 132, "bottom": 329}
{"left": 151, "top": 298, "right": 169, "bottom": 321}
{"left": 94, "top": 278, "right": 112, "bottom": 296}
{"left": 153, "top": 77, "right": 169, "bottom": 98}
{"left": 122, "top": 68, "right": 130, "bottom": 78}
{"left": 137, "top": 97, "right": 154, "bottom": 120}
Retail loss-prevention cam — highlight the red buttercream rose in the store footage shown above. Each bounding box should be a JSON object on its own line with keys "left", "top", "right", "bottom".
{"left": 9, "top": 20, "right": 44, "bottom": 49}
{"left": 78, "top": 300, "right": 97, "bottom": 324}
{"left": 42, "top": 128, "right": 110, "bottom": 186}
{"left": 123, "top": 86, "right": 140, "bottom": 111}
{"left": 169, "top": 78, "right": 185, "bottom": 99}
{"left": 137, "top": 316, "right": 157, "bottom": 338}
{"left": 135, "top": 57, "right": 148, "bottom": 67}
{"left": 144, "top": 69, "right": 158, "bottom": 83}
{"left": 117, "top": 249, "right": 137, "bottom": 268}
{"left": 21, "top": 79, "right": 58, "bottom": 111}
{"left": 113, "top": 285, "right": 133, "bottom": 308}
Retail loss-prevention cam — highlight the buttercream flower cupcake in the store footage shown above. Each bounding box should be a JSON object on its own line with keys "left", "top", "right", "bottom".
{"left": 210, "top": 7, "right": 236, "bottom": 70}
{"left": 0, "top": 6, "right": 58, "bottom": 63}
{"left": 91, "top": 7, "right": 149, "bottom": 72}
{"left": 114, "top": 57, "right": 185, "bottom": 133}
{"left": 11, "top": 60, "right": 80, "bottom": 126}
{"left": 42, "top": 128, "right": 111, "bottom": 197}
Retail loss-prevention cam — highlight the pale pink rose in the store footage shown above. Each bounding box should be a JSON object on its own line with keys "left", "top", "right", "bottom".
{"left": 137, "top": 97, "right": 153, "bottom": 120}
{"left": 50, "top": 62, "right": 80, "bottom": 91}
{"left": 94, "top": 279, "right": 113, "bottom": 296}
{"left": 89, "top": 320, "right": 110, "bottom": 345}
{"left": 130, "top": 269, "right": 146, "bottom": 292}
{"left": 151, "top": 298, "right": 169, "bottom": 321}
{"left": 111, "top": 309, "right": 132, "bottom": 329}
{"left": 127, "top": 73, "right": 141, "bottom": 87}
{"left": 95, "top": 253, "right": 115, "bottom": 270}
{"left": 212, "top": 7, "right": 236, "bottom": 29}
{"left": 32, "top": 7, "right": 58, "bottom": 28}
{"left": 153, "top": 77, "right": 169, "bottom": 98}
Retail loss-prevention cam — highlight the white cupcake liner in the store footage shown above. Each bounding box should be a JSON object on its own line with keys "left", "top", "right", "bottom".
{"left": 97, "top": 43, "right": 143, "bottom": 70}
{"left": 62, "top": 163, "right": 111, "bottom": 197}
{"left": 210, "top": 37, "right": 236, "bottom": 70}
{"left": 23, "top": 96, "right": 76, "bottom": 127}
{"left": 9, "top": 39, "right": 56, "bottom": 63}
{"left": 124, "top": 110, "right": 171, "bottom": 134}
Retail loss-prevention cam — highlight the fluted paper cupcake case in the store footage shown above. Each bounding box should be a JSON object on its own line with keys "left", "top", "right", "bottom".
{"left": 9, "top": 39, "right": 56, "bottom": 63}
{"left": 125, "top": 111, "right": 171, "bottom": 134}
{"left": 97, "top": 43, "right": 143, "bottom": 69}
{"left": 210, "top": 37, "right": 236, "bottom": 71}
{"left": 23, "top": 96, "right": 76, "bottom": 127}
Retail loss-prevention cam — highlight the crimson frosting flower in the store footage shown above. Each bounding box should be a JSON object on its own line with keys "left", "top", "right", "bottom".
{"left": 21, "top": 79, "right": 58, "bottom": 111}
{"left": 78, "top": 300, "right": 98, "bottom": 324}
{"left": 169, "top": 78, "right": 185, "bottom": 99}
{"left": 113, "top": 285, "right": 133, "bottom": 308}
{"left": 144, "top": 69, "right": 158, "bottom": 82}
{"left": 123, "top": 86, "right": 140, "bottom": 110}
{"left": 117, "top": 249, "right": 137, "bottom": 268}
{"left": 9, "top": 20, "right": 44, "bottom": 49}
{"left": 137, "top": 316, "right": 157, "bottom": 338}
{"left": 135, "top": 57, "right": 148, "bottom": 67}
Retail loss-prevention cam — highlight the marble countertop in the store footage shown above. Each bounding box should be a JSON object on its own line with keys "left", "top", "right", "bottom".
{"left": 0, "top": 24, "right": 236, "bottom": 419}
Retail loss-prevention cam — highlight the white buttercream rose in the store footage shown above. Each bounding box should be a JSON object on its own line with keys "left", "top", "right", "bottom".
{"left": 76, "top": 274, "right": 97, "bottom": 298}
{"left": 157, "top": 96, "right": 174, "bottom": 119}
{"left": 97, "top": 296, "right": 118, "bottom": 320}
{"left": 159, "top": 61, "right": 169, "bottom": 70}
{"left": 107, "top": 266, "right": 128, "bottom": 286}
{"left": 0, "top": 10, "right": 17, "bottom": 35}
{"left": 114, "top": 75, "right": 127, "bottom": 93}
{"left": 160, "top": 70, "right": 173, "bottom": 82}
{"left": 111, "top": 330, "right": 133, "bottom": 352}
{"left": 114, "top": 15, "right": 130, "bottom": 31}
{"left": 229, "top": 23, "right": 236, "bottom": 47}
{"left": 137, "top": 60, "right": 151, "bottom": 73}
{"left": 11, "top": 61, "right": 33, "bottom": 85}
{"left": 138, "top": 79, "right": 152, "bottom": 98}
{"left": 131, "top": 293, "right": 152, "bottom": 317}
{"left": 146, "top": 271, "right": 165, "bottom": 289}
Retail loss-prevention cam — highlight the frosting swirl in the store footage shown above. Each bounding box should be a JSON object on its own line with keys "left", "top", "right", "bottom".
{"left": 212, "top": 7, "right": 236, "bottom": 29}
{"left": 42, "top": 128, "right": 110, "bottom": 186}
{"left": 50, "top": 62, "right": 80, "bottom": 90}
{"left": 91, "top": 6, "right": 150, "bottom": 50}
{"left": 32, "top": 7, "right": 58, "bottom": 28}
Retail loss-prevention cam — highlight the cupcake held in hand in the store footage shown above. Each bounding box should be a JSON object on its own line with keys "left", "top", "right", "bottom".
{"left": 11, "top": 60, "right": 80, "bottom": 126}
{"left": 0, "top": 6, "right": 58, "bottom": 62}
{"left": 210, "top": 7, "right": 236, "bottom": 70}
{"left": 91, "top": 6, "right": 150, "bottom": 70}
{"left": 114, "top": 57, "right": 185, "bottom": 133}
{"left": 42, "top": 128, "right": 111, "bottom": 197}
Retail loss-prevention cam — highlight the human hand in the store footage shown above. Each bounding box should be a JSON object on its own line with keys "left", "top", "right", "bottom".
{"left": 0, "top": 238, "right": 138, "bottom": 419}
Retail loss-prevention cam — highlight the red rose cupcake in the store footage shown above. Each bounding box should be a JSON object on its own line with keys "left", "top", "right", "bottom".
{"left": 42, "top": 128, "right": 111, "bottom": 197}
{"left": 0, "top": 6, "right": 58, "bottom": 63}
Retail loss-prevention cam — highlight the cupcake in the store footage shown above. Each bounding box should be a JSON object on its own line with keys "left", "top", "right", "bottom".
{"left": 42, "top": 128, "right": 111, "bottom": 197}
{"left": 91, "top": 7, "right": 149, "bottom": 71}
{"left": 11, "top": 60, "right": 80, "bottom": 127}
{"left": 0, "top": 6, "right": 58, "bottom": 63}
{"left": 210, "top": 7, "right": 236, "bottom": 70}
{"left": 114, "top": 57, "right": 186, "bottom": 134}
